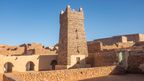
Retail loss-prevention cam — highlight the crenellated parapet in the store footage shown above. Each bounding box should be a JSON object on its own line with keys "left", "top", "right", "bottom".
{"left": 60, "top": 5, "right": 84, "bottom": 20}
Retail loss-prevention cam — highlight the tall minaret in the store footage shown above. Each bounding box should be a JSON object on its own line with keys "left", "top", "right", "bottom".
{"left": 58, "top": 5, "right": 88, "bottom": 68}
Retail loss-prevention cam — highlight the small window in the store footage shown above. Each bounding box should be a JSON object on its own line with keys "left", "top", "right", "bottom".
{"left": 75, "top": 29, "right": 78, "bottom": 32}
{"left": 75, "top": 29, "right": 79, "bottom": 39}
{"left": 77, "top": 46, "right": 80, "bottom": 53}
{"left": 76, "top": 57, "right": 80, "bottom": 64}
{"left": 76, "top": 36, "right": 79, "bottom": 39}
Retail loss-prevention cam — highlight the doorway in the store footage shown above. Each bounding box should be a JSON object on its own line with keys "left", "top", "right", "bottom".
{"left": 26, "top": 61, "right": 35, "bottom": 71}
{"left": 4, "top": 62, "right": 13, "bottom": 73}
{"left": 50, "top": 60, "right": 57, "bottom": 70}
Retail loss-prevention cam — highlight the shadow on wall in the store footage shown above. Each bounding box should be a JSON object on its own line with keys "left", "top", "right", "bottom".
{"left": 68, "top": 57, "right": 90, "bottom": 69}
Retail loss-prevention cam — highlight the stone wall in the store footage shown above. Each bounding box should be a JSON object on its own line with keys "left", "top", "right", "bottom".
{"left": 102, "top": 42, "right": 134, "bottom": 50}
{"left": 124, "top": 34, "right": 140, "bottom": 42}
{"left": 94, "top": 51, "right": 118, "bottom": 67}
{"left": 92, "top": 34, "right": 144, "bottom": 46}
{"left": 88, "top": 40, "right": 134, "bottom": 53}
{"left": 87, "top": 41, "right": 103, "bottom": 53}
{"left": 127, "top": 51, "right": 144, "bottom": 73}
{"left": 94, "top": 36, "right": 128, "bottom": 45}
{"left": 5, "top": 66, "right": 116, "bottom": 81}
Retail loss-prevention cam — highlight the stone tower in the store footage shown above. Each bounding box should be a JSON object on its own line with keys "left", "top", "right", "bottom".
{"left": 58, "top": 5, "right": 89, "bottom": 69}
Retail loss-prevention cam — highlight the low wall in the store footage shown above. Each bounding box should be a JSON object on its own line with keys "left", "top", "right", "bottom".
{"left": 3, "top": 76, "right": 14, "bottom": 81}
{"left": 4, "top": 66, "right": 116, "bottom": 81}
{"left": 3, "top": 74, "right": 23, "bottom": 81}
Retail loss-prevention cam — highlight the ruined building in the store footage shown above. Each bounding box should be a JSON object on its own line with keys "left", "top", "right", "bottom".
{"left": 87, "top": 33, "right": 144, "bottom": 73}
{"left": 0, "top": 5, "right": 144, "bottom": 74}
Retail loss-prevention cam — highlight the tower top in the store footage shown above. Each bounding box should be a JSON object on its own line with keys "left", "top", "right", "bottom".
{"left": 60, "top": 10, "right": 64, "bottom": 14}
{"left": 79, "top": 7, "right": 83, "bottom": 11}
{"left": 60, "top": 5, "right": 83, "bottom": 15}
{"left": 67, "top": 5, "right": 71, "bottom": 9}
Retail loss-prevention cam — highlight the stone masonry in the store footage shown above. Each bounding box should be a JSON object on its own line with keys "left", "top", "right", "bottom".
{"left": 58, "top": 5, "right": 88, "bottom": 68}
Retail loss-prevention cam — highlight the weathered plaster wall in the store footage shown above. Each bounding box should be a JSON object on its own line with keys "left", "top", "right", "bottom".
{"left": 39, "top": 55, "right": 57, "bottom": 71}
{"left": 0, "top": 55, "right": 58, "bottom": 73}
{"left": 0, "top": 55, "right": 39, "bottom": 73}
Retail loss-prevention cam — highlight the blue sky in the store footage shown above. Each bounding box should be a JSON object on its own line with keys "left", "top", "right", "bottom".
{"left": 0, "top": 0, "right": 144, "bottom": 46}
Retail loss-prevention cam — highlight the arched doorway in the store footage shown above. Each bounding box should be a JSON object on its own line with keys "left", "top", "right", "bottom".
{"left": 4, "top": 62, "right": 13, "bottom": 73}
{"left": 50, "top": 60, "right": 57, "bottom": 70}
{"left": 26, "top": 61, "right": 35, "bottom": 71}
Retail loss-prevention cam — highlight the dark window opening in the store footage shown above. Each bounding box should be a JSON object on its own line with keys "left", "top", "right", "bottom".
{"left": 76, "top": 57, "right": 80, "bottom": 64}
{"left": 50, "top": 60, "right": 58, "bottom": 70}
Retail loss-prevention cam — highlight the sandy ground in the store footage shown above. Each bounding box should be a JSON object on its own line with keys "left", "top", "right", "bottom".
{"left": 80, "top": 74, "right": 144, "bottom": 81}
